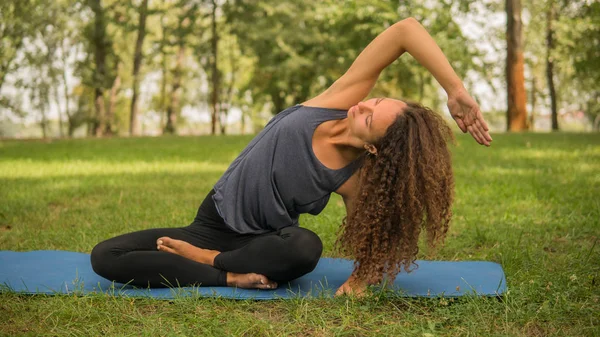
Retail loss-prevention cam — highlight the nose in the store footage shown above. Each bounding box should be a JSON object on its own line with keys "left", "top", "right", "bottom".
{"left": 356, "top": 102, "right": 368, "bottom": 114}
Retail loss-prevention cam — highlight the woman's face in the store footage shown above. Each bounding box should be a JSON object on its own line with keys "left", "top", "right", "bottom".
{"left": 347, "top": 97, "right": 406, "bottom": 145}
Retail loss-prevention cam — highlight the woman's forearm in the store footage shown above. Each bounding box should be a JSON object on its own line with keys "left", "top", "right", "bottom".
{"left": 399, "top": 19, "right": 492, "bottom": 146}
{"left": 395, "top": 18, "right": 464, "bottom": 96}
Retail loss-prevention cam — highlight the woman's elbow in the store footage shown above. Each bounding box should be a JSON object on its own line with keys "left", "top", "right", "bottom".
{"left": 395, "top": 17, "right": 419, "bottom": 29}
{"left": 391, "top": 17, "right": 421, "bottom": 36}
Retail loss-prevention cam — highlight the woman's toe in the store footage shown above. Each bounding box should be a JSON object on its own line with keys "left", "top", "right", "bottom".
{"left": 157, "top": 236, "right": 174, "bottom": 247}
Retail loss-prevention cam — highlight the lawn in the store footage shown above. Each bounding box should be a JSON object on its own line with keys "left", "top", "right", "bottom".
{"left": 1, "top": 133, "right": 598, "bottom": 336}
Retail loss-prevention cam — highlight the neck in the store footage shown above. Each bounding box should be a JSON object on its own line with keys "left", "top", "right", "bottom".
{"left": 323, "top": 118, "right": 365, "bottom": 159}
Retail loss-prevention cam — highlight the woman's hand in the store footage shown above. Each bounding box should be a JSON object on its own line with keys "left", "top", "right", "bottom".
{"left": 335, "top": 275, "right": 368, "bottom": 297}
{"left": 447, "top": 88, "right": 493, "bottom": 146}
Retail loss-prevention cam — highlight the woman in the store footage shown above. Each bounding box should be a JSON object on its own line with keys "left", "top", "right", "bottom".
{"left": 91, "top": 17, "right": 492, "bottom": 296}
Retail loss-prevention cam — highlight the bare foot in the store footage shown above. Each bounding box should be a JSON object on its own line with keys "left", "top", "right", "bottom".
{"left": 227, "top": 272, "right": 278, "bottom": 290}
{"left": 156, "top": 237, "right": 220, "bottom": 266}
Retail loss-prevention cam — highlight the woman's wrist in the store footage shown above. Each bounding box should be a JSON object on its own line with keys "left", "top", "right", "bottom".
{"left": 446, "top": 82, "right": 466, "bottom": 99}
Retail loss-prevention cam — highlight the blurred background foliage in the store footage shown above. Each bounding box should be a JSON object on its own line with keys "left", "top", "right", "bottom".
{"left": 0, "top": 0, "right": 598, "bottom": 138}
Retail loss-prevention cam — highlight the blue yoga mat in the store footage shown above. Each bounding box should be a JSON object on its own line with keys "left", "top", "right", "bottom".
{"left": 0, "top": 250, "right": 506, "bottom": 300}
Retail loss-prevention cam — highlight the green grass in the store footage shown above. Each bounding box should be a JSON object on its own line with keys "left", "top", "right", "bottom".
{"left": 1, "top": 133, "right": 599, "bottom": 336}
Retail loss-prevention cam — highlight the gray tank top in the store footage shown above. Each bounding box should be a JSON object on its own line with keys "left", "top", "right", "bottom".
{"left": 212, "top": 105, "right": 361, "bottom": 234}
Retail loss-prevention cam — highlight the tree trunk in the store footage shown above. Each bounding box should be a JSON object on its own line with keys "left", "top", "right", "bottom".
{"left": 53, "top": 85, "right": 65, "bottom": 138}
{"left": 272, "top": 90, "right": 285, "bottom": 115}
{"left": 506, "top": 0, "right": 528, "bottom": 131}
{"left": 106, "top": 62, "right": 121, "bottom": 136}
{"left": 219, "top": 38, "right": 238, "bottom": 135}
{"left": 210, "top": 0, "right": 220, "bottom": 135}
{"left": 87, "top": 94, "right": 95, "bottom": 136}
{"left": 160, "top": 59, "right": 167, "bottom": 132}
{"left": 62, "top": 74, "right": 74, "bottom": 138}
{"left": 35, "top": 89, "right": 48, "bottom": 139}
{"left": 219, "top": 102, "right": 227, "bottom": 135}
{"left": 90, "top": 0, "right": 107, "bottom": 137}
{"left": 546, "top": 2, "right": 559, "bottom": 131}
{"left": 165, "top": 44, "right": 185, "bottom": 134}
{"left": 40, "top": 110, "right": 47, "bottom": 139}
{"left": 93, "top": 89, "right": 106, "bottom": 136}
{"left": 160, "top": 15, "right": 168, "bottom": 133}
{"left": 60, "top": 41, "right": 74, "bottom": 138}
{"left": 529, "top": 76, "right": 536, "bottom": 131}
{"left": 129, "top": 0, "right": 149, "bottom": 136}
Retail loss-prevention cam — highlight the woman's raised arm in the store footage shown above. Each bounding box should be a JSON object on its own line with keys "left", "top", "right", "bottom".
{"left": 306, "top": 18, "right": 461, "bottom": 107}
{"left": 304, "top": 17, "right": 492, "bottom": 145}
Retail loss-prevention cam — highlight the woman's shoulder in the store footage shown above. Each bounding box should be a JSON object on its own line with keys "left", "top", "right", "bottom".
{"left": 280, "top": 104, "right": 348, "bottom": 121}
{"left": 297, "top": 104, "right": 348, "bottom": 113}
{"left": 301, "top": 96, "right": 353, "bottom": 111}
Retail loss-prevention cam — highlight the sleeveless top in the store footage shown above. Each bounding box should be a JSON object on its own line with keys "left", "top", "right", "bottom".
{"left": 212, "top": 105, "right": 361, "bottom": 234}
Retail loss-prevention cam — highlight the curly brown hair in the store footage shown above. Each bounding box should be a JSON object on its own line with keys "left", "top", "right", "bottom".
{"left": 336, "top": 101, "right": 455, "bottom": 284}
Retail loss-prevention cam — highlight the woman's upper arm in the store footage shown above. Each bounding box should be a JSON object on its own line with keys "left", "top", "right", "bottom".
{"left": 336, "top": 172, "right": 360, "bottom": 215}
{"left": 303, "top": 18, "right": 416, "bottom": 110}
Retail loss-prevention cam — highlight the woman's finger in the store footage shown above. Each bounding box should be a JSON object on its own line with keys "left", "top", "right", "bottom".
{"left": 455, "top": 117, "right": 467, "bottom": 133}
{"left": 473, "top": 126, "right": 490, "bottom": 146}
{"left": 478, "top": 126, "right": 491, "bottom": 141}
{"left": 468, "top": 125, "right": 484, "bottom": 145}
{"left": 476, "top": 111, "right": 490, "bottom": 132}
{"left": 467, "top": 125, "right": 480, "bottom": 144}
{"left": 475, "top": 120, "right": 492, "bottom": 142}
{"left": 482, "top": 130, "right": 493, "bottom": 143}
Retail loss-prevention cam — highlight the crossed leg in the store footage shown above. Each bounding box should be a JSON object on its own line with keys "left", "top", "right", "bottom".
{"left": 155, "top": 236, "right": 277, "bottom": 289}
{"left": 90, "top": 226, "right": 230, "bottom": 288}
{"left": 156, "top": 226, "right": 323, "bottom": 287}
{"left": 91, "top": 225, "right": 322, "bottom": 289}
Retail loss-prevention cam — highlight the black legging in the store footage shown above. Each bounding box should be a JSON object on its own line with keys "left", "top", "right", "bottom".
{"left": 90, "top": 190, "right": 323, "bottom": 287}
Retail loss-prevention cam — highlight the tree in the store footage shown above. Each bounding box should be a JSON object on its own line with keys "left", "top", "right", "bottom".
{"left": 525, "top": 0, "right": 600, "bottom": 131}
{"left": 148, "top": 0, "right": 199, "bottom": 135}
{"left": 209, "top": 0, "right": 220, "bottom": 135}
{"left": 217, "top": 32, "right": 240, "bottom": 135}
{"left": 3, "top": 0, "right": 81, "bottom": 138}
{"left": 522, "top": 0, "right": 549, "bottom": 131}
{"left": 55, "top": 1, "right": 83, "bottom": 137}
{"left": 87, "top": 0, "right": 110, "bottom": 136}
{"left": 166, "top": 44, "right": 185, "bottom": 134}
{"left": 506, "top": 0, "right": 529, "bottom": 131}
{"left": 545, "top": 1, "right": 558, "bottom": 131}
{"left": 165, "top": 1, "right": 197, "bottom": 135}
{"left": 129, "top": 0, "right": 149, "bottom": 136}
{"left": 564, "top": 1, "right": 600, "bottom": 130}
{"left": 0, "top": 0, "right": 48, "bottom": 113}
{"left": 0, "top": 1, "right": 37, "bottom": 92}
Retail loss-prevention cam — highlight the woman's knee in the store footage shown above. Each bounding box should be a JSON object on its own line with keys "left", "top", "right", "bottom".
{"left": 90, "top": 239, "right": 118, "bottom": 279}
{"left": 280, "top": 227, "right": 323, "bottom": 271}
